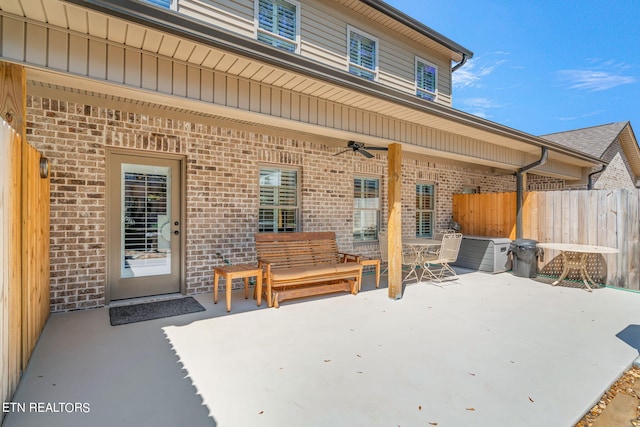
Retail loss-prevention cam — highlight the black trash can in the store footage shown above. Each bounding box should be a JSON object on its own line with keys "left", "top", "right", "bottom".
{"left": 507, "top": 239, "right": 542, "bottom": 278}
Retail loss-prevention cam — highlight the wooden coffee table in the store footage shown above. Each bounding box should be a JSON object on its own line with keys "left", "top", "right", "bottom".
{"left": 213, "top": 264, "right": 263, "bottom": 312}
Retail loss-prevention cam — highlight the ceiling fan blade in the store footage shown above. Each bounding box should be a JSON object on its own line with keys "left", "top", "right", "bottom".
{"left": 358, "top": 149, "right": 375, "bottom": 158}
{"left": 365, "top": 146, "right": 388, "bottom": 151}
{"left": 333, "top": 149, "right": 352, "bottom": 156}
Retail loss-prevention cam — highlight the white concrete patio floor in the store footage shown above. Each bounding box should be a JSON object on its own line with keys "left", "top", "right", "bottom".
{"left": 4, "top": 270, "right": 640, "bottom": 427}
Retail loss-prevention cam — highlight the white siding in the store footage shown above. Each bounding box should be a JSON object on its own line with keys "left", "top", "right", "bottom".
{"left": 175, "top": 0, "right": 454, "bottom": 106}
{"left": 177, "top": 0, "right": 255, "bottom": 38}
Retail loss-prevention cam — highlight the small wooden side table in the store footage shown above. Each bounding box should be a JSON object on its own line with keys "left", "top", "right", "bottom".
{"left": 213, "top": 264, "right": 263, "bottom": 312}
{"left": 359, "top": 258, "right": 381, "bottom": 290}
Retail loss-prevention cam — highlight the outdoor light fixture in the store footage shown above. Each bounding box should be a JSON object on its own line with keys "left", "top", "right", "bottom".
{"left": 39, "top": 157, "right": 49, "bottom": 179}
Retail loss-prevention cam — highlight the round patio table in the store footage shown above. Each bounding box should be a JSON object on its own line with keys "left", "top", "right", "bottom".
{"left": 536, "top": 243, "right": 618, "bottom": 292}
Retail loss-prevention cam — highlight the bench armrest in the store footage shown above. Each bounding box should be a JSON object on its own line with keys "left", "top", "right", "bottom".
{"left": 339, "top": 253, "right": 361, "bottom": 263}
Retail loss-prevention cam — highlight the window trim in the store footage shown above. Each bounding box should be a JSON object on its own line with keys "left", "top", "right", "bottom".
{"left": 254, "top": 0, "right": 301, "bottom": 54}
{"left": 415, "top": 181, "right": 436, "bottom": 238}
{"left": 353, "top": 175, "right": 381, "bottom": 242}
{"left": 258, "top": 164, "right": 301, "bottom": 233}
{"left": 347, "top": 25, "right": 379, "bottom": 81}
{"left": 415, "top": 56, "right": 438, "bottom": 101}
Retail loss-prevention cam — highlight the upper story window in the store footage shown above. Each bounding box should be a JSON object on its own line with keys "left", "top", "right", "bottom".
{"left": 348, "top": 27, "right": 378, "bottom": 81}
{"left": 259, "top": 166, "right": 299, "bottom": 232}
{"left": 256, "top": 0, "right": 300, "bottom": 54}
{"left": 416, "top": 57, "right": 438, "bottom": 101}
{"left": 142, "top": 0, "right": 173, "bottom": 8}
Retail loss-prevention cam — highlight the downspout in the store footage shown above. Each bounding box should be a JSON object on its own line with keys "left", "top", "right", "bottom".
{"left": 587, "top": 164, "right": 606, "bottom": 190}
{"left": 452, "top": 53, "right": 468, "bottom": 73}
{"left": 516, "top": 147, "right": 548, "bottom": 239}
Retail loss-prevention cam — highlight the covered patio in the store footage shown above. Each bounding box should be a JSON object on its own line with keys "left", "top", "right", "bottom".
{"left": 4, "top": 271, "right": 640, "bottom": 427}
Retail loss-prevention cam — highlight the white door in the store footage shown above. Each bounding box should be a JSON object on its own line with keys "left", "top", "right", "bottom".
{"left": 107, "top": 152, "right": 183, "bottom": 301}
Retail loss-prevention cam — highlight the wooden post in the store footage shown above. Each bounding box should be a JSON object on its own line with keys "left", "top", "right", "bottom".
{"left": 387, "top": 143, "right": 402, "bottom": 299}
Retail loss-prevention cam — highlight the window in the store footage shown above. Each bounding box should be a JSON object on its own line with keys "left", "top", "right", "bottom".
{"left": 416, "top": 183, "right": 435, "bottom": 237}
{"left": 353, "top": 177, "right": 380, "bottom": 241}
{"left": 256, "top": 0, "right": 300, "bottom": 53}
{"left": 415, "top": 57, "right": 438, "bottom": 101}
{"left": 259, "top": 167, "right": 299, "bottom": 232}
{"left": 142, "top": 0, "right": 173, "bottom": 8}
{"left": 348, "top": 27, "right": 378, "bottom": 81}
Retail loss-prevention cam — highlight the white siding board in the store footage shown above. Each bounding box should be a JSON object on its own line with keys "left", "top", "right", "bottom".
{"left": 88, "top": 39, "right": 107, "bottom": 79}
{"left": 300, "top": 1, "right": 346, "bottom": 69}
{"left": 106, "top": 18, "right": 127, "bottom": 44}
{"left": 20, "top": 0, "right": 46, "bottom": 22}
{"left": 124, "top": 49, "right": 141, "bottom": 87}
{"left": 226, "top": 76, "right": 238, "bottom": 108}
{"left": 249, "top": 81, "right": 261, "bottom": 112}
{"left": 260, "top": 69, "right": 288, "bottom": 85}
{"left": 200, "top": 69, "right": 214, "bottom": 102}
{"left": 47, "top": 28, "right": 68, "bottom": 71}
{"left": 237, "top": 79, "right": 250, "bottom": 110}
{"left": 227, "top": 58, "right": 253, "bottom": 76}
{"left": 270, "top": 72, "right": 298, "bottom": 88}
{"left": 0, "top": 0, "right": 24, "bottom": 16}
{"left": 299, "top": 95, "right": 309, "bottom": 123}
{"left": 64, "top": 4, "right": 88, "bottom": 34}
{"left": 308, "top": 97, "right": 318, "bottom": 125}
{"left": 200, "top": 48, "right": 224, "bottom": 69}
{"left": 238, "top": 62, "right": 264, "bottom": 79}
{"left": 270, "top": 87, "right": 281, "bottom": 117}
{"left": 178, "top": 0, "right": 254, "bottom": 38}
{"left": 141, "top": 30, "right": 163, "bottom": 53}
{"left": 68, "top": 34, "right": 88, "bottom": 75}
{"left": 213, "top": 74, "right": 226, "bottom": 105}
{"left": 157, "top": 35, "right": 180, "bottom": 57}
{"left": 157, "top": 57, "right": 173, "bottom": 94}
{"left": 87, "top": 12, "right": 108, "bottom": 39}
{"left": 187, "top": 66, "right": 200, "bottom": 99}
{"left": 260, "top": 85, "right": 271, "bottom": 114}
{"left": 214, "top": 54, "right": 239, "bottom": 73}
{"left": 280, "top": 91, "right": 291, "bottom": 119}
{"left": 173, "top": 40, "right": 196, "bottom": 62}
{"left": 41, "top": 0, "right": 67, "bottom": 28}
{"left": 124, "top": 24, "right": 146, "bottom": 49}
{"left": 172, "top": 62, "right": 187, "bottom": 96}
{"left": 141, "top": 53, "right": 157, "bottom": 90}
{"left": 25, "top": 23, "right": 46, "bottom": 65}
{"left": 250, "top": 65, "right": 277, "bottom": 83}
{"left": 290, "top": 93, "right": 300, "bottom": 121}
{"left": 188, "top": 45, "right": 210, "bottom": 65}
{"left": 2, "top": 17, "right": 24, "bottom": 61}
{"left": 107, "top": 44, "right": 125, "bottom": 83}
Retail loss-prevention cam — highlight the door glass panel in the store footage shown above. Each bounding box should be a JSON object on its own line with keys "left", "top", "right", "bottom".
{"left": 121, "top": 163, "right": 171, "bottom": 278}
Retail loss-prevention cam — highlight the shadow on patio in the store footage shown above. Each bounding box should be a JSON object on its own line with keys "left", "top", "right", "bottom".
{"left": 4, "top": 271, "right": 640, "bottom": 427}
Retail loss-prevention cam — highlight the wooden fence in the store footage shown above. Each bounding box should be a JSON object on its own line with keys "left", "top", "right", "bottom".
{"left": 453, "top": 190, "right": 640, "bottom": 289}
{"left": 1, "top": 120, "right": 50, "bottom": 422}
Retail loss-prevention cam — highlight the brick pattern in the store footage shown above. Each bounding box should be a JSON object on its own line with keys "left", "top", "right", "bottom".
{"left": 27, "top": 95, "right": 556, "bottom": 312}
{"left": 593, "top": 140, "right": 636, "bottom": 190}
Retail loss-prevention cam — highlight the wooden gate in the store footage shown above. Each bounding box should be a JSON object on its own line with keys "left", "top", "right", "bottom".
{"left": 0, "top": 120, "right": 50, "bottom": 423}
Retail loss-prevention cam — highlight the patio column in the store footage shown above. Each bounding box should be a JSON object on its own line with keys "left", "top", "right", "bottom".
{"left": 387, "top": 143, "right": 402, "bottom": 299}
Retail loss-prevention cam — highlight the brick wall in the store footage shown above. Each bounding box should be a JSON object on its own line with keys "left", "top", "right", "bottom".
{"left": 27, "top": 95, "right": 524, "bottom": 312}
{"left": 593, "top": 140, "right": 636, "bottom": 190}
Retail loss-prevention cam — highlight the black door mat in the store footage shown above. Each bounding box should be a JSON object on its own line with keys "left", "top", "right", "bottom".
{"left": 109, "top": 297, "right": 206, "bottom": 326}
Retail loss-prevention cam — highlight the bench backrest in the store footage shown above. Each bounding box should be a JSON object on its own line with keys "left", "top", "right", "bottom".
{"left": 255, "top": 232, "right": 342, "bottom": 269}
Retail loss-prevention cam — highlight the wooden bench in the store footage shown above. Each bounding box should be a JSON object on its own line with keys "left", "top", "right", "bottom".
{"left": 255, "top": 232, "right": 363, "bottom": 308}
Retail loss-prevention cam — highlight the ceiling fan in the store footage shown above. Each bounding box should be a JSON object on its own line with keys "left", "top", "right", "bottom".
{"left": 334, "top": 141, "right": 388, "bottom": 158}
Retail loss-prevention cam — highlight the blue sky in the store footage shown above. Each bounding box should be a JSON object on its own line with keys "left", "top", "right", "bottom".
{"left": 384, "top": 0, "right": 640, "bottom": 136}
